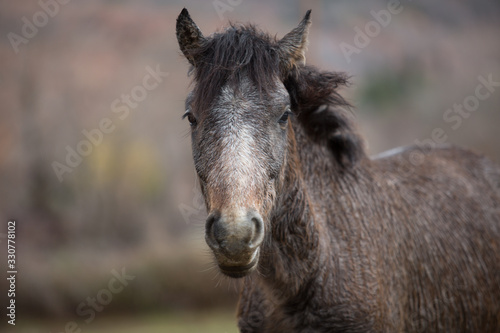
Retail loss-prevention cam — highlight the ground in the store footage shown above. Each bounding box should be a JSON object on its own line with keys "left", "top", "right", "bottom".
{"left": 4, "top": 310, "right": 238, "bottom": 333}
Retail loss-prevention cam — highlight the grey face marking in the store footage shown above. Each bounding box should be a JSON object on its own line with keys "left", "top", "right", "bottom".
{"left": 187, "top": 74, "right": 291, "bottom": 272}
{"left": 191, "top": 76, "right": 290, "bottom": 212}
{"left": 209, "top": 84, "right": 264, "bottom": 209}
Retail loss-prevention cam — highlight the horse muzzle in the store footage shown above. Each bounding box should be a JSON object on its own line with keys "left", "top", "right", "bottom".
{"left": 205, "top": 209, "right": 264, "bottom": 278}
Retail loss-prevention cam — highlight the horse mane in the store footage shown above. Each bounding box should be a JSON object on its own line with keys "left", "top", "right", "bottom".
{"left": 188, "top": 24, "right": 281, "bottom": 110}
{"left": 284, "top": 66, "right": 366, "bottom": 167}
{"left": 188, "top": 24, "right": 366, "bottom": 168}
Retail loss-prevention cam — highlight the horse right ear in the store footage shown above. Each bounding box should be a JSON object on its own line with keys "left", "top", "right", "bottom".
{"left": 277, "top": 10, "right": 312, "bottom": 73}
{"left": 176, "top": 8, "right": 205, "bottom": 66}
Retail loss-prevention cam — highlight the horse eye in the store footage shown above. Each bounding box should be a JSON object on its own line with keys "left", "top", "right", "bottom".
{"left": 183, "top": 112, "right": 197, "bottom": 127}
{"left": 188, "top": 114, "right": 197, "bottom": 126}
{"left": 279, "top": 109, "right": 291, "bottom": 124}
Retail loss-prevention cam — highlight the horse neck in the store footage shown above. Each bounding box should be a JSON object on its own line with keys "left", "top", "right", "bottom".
{"left": 258, "top": 121, "right": 370, "bottom": 300}
{"left": 257, "top": 124, "right": 331, "bottom": 297}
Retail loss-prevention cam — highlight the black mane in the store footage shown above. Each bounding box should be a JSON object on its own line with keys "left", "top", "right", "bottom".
{"left": 188, "top": 24, "right": 281, "bottom": 110}
{"left": 284, "top": 66, "right": 366, "bottom": 167}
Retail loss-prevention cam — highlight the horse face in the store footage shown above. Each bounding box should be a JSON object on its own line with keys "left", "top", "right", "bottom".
{"left": 177, "top": 8, "right": 311, "bottom": 278}
{"left": 184, "top": 77, "right": 291, "bottom": 277}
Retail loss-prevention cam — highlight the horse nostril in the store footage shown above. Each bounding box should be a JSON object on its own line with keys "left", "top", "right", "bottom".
{"left": 205, "top": 210, "right": 264, "bottom": 255}
{"left": 249, "top": 213, "right": 264, "bottom": 248}
{"left": 205, "top": 211, "right": 223, "bottom": 249}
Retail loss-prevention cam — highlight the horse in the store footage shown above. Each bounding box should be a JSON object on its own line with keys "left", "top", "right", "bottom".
{"left": 176, "top": 8, "right": 500, "bottom": 332}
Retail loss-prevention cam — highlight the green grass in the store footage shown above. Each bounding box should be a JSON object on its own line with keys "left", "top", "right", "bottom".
{"left": 8, "top": 311, "right": 238, "bottom": 333}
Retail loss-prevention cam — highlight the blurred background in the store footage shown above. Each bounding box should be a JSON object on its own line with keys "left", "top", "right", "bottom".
{"left": 0, "top": 0, "right": 499, "bottom": 332}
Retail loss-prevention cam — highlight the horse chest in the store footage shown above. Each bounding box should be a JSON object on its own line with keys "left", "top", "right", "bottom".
{"left": 239, "top": 282, "right": 378, "bottom": 333}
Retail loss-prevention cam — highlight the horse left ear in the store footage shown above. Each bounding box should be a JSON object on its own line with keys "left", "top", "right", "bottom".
{"left": 176, "top": 8, "right": 205, "bottom": 66}
{"left": 277, "top": 10, "right": 312, "bottom": 72}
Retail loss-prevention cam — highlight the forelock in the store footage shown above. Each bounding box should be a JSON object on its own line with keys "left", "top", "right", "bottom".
{"left": 188, "top": 24, "right": 281, "bottom": 112}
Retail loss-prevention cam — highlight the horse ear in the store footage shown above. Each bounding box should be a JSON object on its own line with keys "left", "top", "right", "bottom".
{"left": 277, "top": 10, "right": 312, "bottom": 72}
{"left": 176, "top": 8, "right": 205, "bottom": 66}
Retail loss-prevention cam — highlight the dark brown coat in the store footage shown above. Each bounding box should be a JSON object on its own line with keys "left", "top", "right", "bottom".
{"left": 176, "top": 9, "right": 500, "bottom": 332}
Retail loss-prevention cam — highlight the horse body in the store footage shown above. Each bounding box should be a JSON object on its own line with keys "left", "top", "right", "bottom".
{"left": 238, "top": 117, "right": 500, "bottom": 332}
{"left": 176, "top": 9, "right": 500, "bottom": 332}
